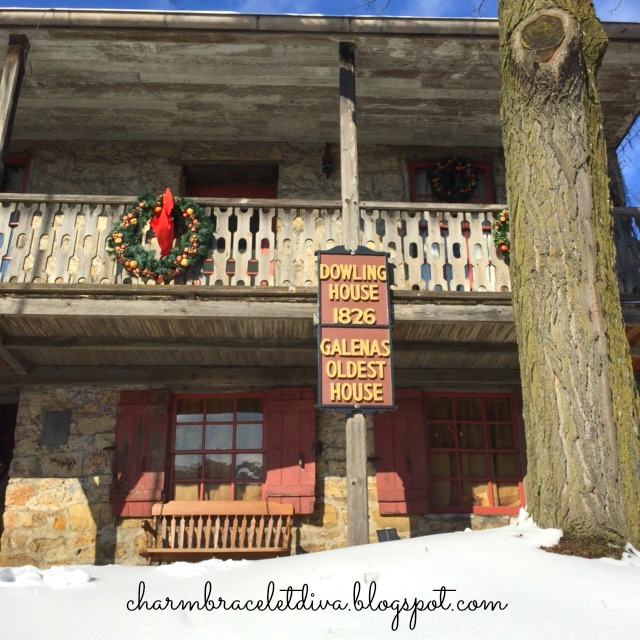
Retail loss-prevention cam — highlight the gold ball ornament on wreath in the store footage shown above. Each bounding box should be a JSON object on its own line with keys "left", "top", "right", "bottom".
{"left": 106, "top": 192, "right": 214, "bottom": 284}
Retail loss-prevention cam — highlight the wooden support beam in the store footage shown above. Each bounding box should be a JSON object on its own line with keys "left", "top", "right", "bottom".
{"left": 0, "top": 296, "right": 514, "bottom": 324}
{"left": 339, "top": 41, "right": 359, "bottom": 251}
{"left": 0, "top": 34, "right": 29, "bottom": 167}
{"left": 346, "top": 412, "right": 369, "bottom": 546}
{"left": 0, "top": 366, "right": 522, "bottom": 388}
{"left": 0, "top": 336, "right": 521, "bottom": 353}
{"left": 0, "top": 344, "right": 30, "bottom": 375}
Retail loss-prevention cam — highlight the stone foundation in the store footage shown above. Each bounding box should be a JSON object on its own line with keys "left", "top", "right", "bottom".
{"left": 1, "top": 387, "right": 515, "bottom": 568}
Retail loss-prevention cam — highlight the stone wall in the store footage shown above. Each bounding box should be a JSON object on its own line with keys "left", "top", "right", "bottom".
{"left": 1, "top": 386, "right": 514, "bottom": 568}
{"left": 295, "top": 411, "right": 511, "bottom": 554}
{"left": 0, "top": 386, "right": 145, "bottom": 567}
{"left": 10, "top": 140, "right": 506, "bottom": 203}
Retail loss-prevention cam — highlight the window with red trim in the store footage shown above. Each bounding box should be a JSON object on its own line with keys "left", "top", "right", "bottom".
{"left": 424, "top": 392, "right": 524, "bottom": 515}
{"left": 0, "top": 157, "right": 30, "bottom": 193}
{"left": 409, "top": 160, "right": 495, "bottom": 203}
{"left": 170, "top": 395, "right": 266, "bottom": 502}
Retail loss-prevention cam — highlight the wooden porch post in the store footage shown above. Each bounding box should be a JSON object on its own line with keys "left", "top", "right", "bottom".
{"left": 0, "top": 35, "right": 30, "bottom": 170}
{"left": 339, "top": 41, "right": 369, "bottom": 547}
{"left": 339, "top": 41, "right": 360, "bottom": 253}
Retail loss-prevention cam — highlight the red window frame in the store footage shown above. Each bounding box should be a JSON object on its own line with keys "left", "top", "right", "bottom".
{"left": 423, "top": 391, "right": 525, "bottom": 516}
{"left": 169, "top": 392, "right": 267, "bottom": 502}
{"left": 0, "top": 156, "right": 30, "bottom": 193}
{"left": 409, "top": 160, "right": 495, "bottom": 204}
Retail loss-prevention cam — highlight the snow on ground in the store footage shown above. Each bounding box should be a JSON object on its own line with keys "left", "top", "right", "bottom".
{"left": 1, "top": 511, "right": 640, "bottom": 639}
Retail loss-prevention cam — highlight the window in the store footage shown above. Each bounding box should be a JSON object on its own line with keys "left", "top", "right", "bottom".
{"left": 424, "top": 392, "right": 524, "bottom": 515}
{"left": 0, "top": 157, "right": 30, "bottom": 193}
{"left": 183, "top": 163, "right": 279, "bottom": 198}
{"left": 409, "top": 160, "right": 495, "bottom": 203}
{"left": 170, "top": 395, "right": 265, "bottom": 502}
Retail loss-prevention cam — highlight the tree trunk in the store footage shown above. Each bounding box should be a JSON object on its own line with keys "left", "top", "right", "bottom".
{"left": 499, "top": 0, "right": 640, "bottom": 546}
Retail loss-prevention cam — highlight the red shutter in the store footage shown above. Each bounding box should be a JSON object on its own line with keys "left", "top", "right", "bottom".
{"left": 374, "top": 388, "right": 428, "bottom": 515}
{"left": 264, "top": 388, "right": 316, "bottom": 514}
{"left": 109, "top": 390, "right": 171, "bottom": 518}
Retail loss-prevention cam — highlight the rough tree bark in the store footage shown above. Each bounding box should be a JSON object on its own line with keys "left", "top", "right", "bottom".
{"left": 499, "top": 0, "right": 640, "bottom": 546}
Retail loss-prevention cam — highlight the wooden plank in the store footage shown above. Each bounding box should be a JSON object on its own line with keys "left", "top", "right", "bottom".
{"left": 151, "top": 500, "right": 293, "bottom": 517}
{"left": 0, "top": 35, "right": 29, "bottom": 165}
{"left": 0, "top": 333, "right": 30, "bottom": 375}
{"left": 0, "top": 295, "right": 517, "bottom": 323}
{"left": 346, "top": 412, "right": 369, "bottom": 546}
{"left": 0, "top": 364, "right": 525, "bottom": 387}
{"left": 339, "top": 41, "right": 359, "bottom": 251}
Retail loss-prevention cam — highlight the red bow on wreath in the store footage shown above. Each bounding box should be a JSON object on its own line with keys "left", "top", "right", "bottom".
{"left": 150, "top": 187, "right": 175, "bottom": 257}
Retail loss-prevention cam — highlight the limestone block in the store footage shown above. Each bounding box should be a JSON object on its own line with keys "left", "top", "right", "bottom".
{"left": 28, "top": 537, "right": 66, "bottom": 554}
{"left": 322, "top": 504, "right": 340, "bottom": 528}
{"left": 69, "top": 503, "right": 95, "bottom": 530}
{"left": 52, "top": 517, "right": 67, "bottom": 531}
{"left": 5, "top": 484, "right": 35, "bottom": 507}
{"left": 75, "top": 416, "right": 115, "bottom": 436}
{"left": 39, "top": 454, "right": 83, "bottom": 477}
{"left": 371, "top": 514, "right": 412, "bottom": 533}
{"left": 82, "top": 450, "right": 112, "bottom": 475}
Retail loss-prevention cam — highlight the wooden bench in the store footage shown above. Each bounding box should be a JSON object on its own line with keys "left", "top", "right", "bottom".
{"left": 140, "top": 500, "right": 294, "bottom": 564}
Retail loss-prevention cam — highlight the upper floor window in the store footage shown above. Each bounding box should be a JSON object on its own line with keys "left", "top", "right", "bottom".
{"left": 0, "top": 157, "right": 30, "bottom": 193}
{"left": 171, "top": 395, "right": 265, "bottom": 502}
{"left": 183, "top": 163, "right": 279, "bottom": 199}
{"left": 410, "top": 160, "right": 494, "bottom": 203}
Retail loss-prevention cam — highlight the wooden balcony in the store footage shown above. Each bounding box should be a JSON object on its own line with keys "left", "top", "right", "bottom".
{"left": 0, "top": 195, "right": 638, "bottom": 293}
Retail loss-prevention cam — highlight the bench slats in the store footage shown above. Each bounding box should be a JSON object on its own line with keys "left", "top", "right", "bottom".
{"left": 141, "top": 501, "right": 294, "bottom": 564}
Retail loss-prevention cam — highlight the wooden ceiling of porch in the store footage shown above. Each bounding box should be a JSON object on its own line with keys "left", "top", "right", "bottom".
{"left": 0, "top": 286, "right": 638, "bottom": 389}
{"left": 0, "top": 23, "right": 636, "bottom": 146}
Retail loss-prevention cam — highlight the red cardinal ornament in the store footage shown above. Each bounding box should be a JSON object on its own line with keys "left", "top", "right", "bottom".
{"left": 150, "top": 188, "right": 175, "bottom": 257}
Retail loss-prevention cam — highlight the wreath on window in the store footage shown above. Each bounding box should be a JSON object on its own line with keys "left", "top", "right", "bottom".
{"left": 107, "top": 190, "right": 214, "bottom": 284}
{"left": 492, "top": 209, "right": 510, "bottom": 265}
{"left": 429, "top": 157, "right": 478, "bottom": 202}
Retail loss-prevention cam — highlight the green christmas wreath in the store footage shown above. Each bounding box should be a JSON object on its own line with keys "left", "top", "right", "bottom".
{"left": 429, "top": 157, "right": 479, "bottom": 202}
{"left": 106, "top": 192, "right": 214, "bottom": 284}
{"left": 492, "top": 209, "right": 510, "bottom": 265}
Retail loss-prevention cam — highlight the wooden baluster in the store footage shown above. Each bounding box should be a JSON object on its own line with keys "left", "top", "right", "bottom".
{"left": 221, "top": 516, "right": 230, "bottom": 549}
{"left": 247, "top": 515, "right": 256, "bottom": 549}
{"left": 254, "top": 206, "right": 275, "bottom": 286}
{"left": 213, "top": 516, "right": 221, "bottom": 549}
{"left": 447, "top": 211, "right": 467, "bottom": 291}
{"left": 178, "top": 517, "right": 185, "bottom": 549}
{"left": 265, "top": 516, "right": 274, "bottom": 548}
{"left": 187, "top": 516, "right": 194, "bottom": 549}
{"left": 273, "top": 516, "right": 283, "bottom": 549}
{"left": 212, "top": 206, "right": 232, "bottom": 286}
{"left": 170, "top": 517, "right": 176, "bottom": 549}
{"left": 161, "top": 517, "right": 167, "bottom": 549}
{"left": 196, "top": 515, "right": 204, "bottom": 549}
{"left": 256, "top": 515, "right": 265, "bottom": 549}
{"left": 275, "top": 207, "right": 294, "bottom": 287}
{"left": 230, "top": 515, "right": 239, "bottom": 549}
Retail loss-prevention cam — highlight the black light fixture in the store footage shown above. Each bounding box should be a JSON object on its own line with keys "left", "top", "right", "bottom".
{"left": 322, "top": 143, "right": 333, "bottom": 178}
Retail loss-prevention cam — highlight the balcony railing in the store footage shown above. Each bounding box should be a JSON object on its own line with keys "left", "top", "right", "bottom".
{"left": 0, "top": 194, "right": 637, "bottom": 293}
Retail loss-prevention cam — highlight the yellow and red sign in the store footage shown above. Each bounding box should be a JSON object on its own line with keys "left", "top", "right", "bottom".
{"left": 317, "top": 248, "right": 394, "bottom": 412}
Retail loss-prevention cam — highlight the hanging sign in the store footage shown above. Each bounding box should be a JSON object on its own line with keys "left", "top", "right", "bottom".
{"left": 317, "top": 247, "right": 395, "bottom": 413}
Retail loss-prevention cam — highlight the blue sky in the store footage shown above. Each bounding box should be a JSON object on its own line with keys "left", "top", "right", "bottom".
{"left": 4, "top": 0, "right": 639, "bottom": 204}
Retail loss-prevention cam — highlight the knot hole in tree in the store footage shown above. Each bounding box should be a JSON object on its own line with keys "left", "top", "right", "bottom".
{"left": 521, "top": 15, "right": 566, "bottom": 64}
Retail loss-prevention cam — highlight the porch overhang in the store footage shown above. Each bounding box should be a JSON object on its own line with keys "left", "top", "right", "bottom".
{"left": 0, "top": 10, "right": 637, "bottom": 147}
{"left": 0, "top": 285, "right": 639, "bottom": 390}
